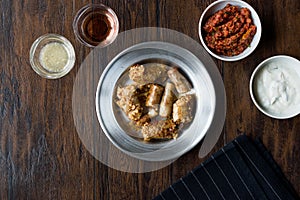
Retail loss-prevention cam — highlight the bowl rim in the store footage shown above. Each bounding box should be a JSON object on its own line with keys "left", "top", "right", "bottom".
{"left": 249, "top": 55, "right": 300, "bottom": 119}
{"left": 198, "top": 0, "right": 262, "bottom": 62}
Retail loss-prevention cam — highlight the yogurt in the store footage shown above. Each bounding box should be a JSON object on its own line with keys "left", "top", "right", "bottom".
{"left": 253, "top": 61, "right": 300, "bottom": 115}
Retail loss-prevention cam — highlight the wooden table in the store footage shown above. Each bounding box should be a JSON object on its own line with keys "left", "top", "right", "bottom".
{"left": 0, "top": 0, "right": 299, "bottom": 199}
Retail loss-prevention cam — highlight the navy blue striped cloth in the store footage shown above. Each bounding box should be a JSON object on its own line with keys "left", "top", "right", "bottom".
{"left": 153, "top": 135, "right": 299, "bottom": 200}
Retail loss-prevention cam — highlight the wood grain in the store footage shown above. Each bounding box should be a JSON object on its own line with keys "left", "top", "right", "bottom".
{"left": 0, "top": 0, "right": 299, "bottom": 199}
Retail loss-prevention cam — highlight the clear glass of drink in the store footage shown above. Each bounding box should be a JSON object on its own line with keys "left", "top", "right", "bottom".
{"left": 73, "top": 4, "right": 119, "bottom": 48}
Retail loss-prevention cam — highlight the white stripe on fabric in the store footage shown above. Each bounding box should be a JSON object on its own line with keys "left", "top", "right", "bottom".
{"left": 221, "top": 148, "right": 256, "bottom": 200}
{"left": 235, "top": 140, "right": 282, "bottom": 200}
{"left": 180, "top": 178, "right": 196, "bottom": 200}
{"left": 191, "top": 171, "right": 211, "bottom": 200}
{"left": 170, "top": 185, "right": 181, "bottom": 200}
{"left": 201, "top": 163, "right": 226, "bottom": 200}
{"left": 159, "top": 193, "right": 166, "bottom": 200}
{"left": 211, "top": 155, "right": 241, "bottom": 200}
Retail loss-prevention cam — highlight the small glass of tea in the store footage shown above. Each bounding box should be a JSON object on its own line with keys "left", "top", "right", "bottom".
{"left": 73, "top": 4, "right": 119, "bottom": 48}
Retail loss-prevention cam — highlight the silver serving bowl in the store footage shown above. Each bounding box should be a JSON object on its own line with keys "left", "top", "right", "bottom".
{"left": 95, "top": 41, "right": 216, "bottom": 161}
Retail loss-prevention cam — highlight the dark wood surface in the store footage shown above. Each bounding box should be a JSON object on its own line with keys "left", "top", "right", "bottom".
{"left": 0, "top": 0, "right": 299, "bottom": 199}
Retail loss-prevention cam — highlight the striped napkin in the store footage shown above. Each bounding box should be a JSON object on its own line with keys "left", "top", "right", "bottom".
{"left": 153, "top": 135, "right": 299, "bottom": 200}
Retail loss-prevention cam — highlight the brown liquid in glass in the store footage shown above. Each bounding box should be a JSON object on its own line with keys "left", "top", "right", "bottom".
{"left": 83, "top": 13, "right": 112, "bottom": 43}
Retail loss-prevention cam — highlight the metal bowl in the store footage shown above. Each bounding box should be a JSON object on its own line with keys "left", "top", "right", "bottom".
{"left": 95, "top": 41, "right": 216, "bottom": 161}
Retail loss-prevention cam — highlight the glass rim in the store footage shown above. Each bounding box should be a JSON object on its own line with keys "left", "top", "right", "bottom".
{"left": 72, "top": 3, "right": 119, "bottom": 48}
{"left": 29, "top": 33, "right": 76, "bottom": 79}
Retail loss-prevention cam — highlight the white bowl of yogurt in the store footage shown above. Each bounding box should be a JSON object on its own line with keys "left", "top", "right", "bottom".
{"left": 250, "top": 55, "right": 300, "bottom": 119}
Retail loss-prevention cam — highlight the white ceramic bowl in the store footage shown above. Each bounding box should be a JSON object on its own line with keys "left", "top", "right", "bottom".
{"left": 250, "top": 55, "right": 300, "bottom": 119}
{"left": 199, "top": 0, "right": 262, "bottom": 61}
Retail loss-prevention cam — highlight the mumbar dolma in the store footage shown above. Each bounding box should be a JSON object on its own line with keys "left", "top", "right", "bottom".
{"left": 146, "top": 84, "right": 164, "bottom": 117}
{"left": 159, "top": 82, "right": 176, "bottom": 118}
{"left": 115, "top": 63, "right": 195, "bottom": 141}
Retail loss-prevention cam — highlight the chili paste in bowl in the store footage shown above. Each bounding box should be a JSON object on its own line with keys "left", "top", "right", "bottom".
{"left": 199, "top": 0, "right": 261, "bottom": 61}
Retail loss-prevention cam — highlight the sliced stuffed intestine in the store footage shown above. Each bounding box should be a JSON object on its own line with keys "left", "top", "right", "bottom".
{"left": 173, "top": 95, "right": 194, "bottom": 124}
{"left": 159, "top": 82, "right": 177, "bottom": 118}
{"left": 167, "top": 68, "right": 192, "bottom": 94}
